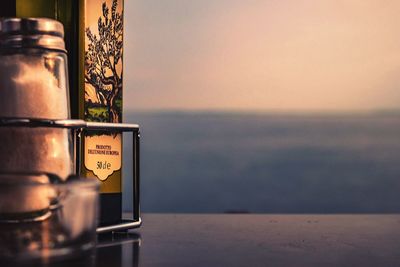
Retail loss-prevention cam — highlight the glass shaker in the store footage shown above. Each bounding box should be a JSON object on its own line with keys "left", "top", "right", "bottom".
{"left": 0, "top": 18, "right": 74, "bottom": 180}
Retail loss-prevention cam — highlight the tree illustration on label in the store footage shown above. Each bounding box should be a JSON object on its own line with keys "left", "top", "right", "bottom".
{"left": 84, "top": 0, "right": 123, "bottom": 123}
{"left": 84, "top": 134, "right": 122, "bottom": 181}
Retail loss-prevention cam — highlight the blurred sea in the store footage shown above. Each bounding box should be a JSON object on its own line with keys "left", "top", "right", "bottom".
{"left": 122, "top": 111, "right": 400, "bottom": 213}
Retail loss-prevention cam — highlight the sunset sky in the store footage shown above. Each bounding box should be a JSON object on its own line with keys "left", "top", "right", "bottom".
{"left": 124, "top": 0, "right": 400, "bottom": 112}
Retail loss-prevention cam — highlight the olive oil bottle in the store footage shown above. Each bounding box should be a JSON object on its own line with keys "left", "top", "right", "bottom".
{"left": 79, "top": 0, "right": 124, "bottom": 227}
{"left": 0, "top": 0, "right": 124, "bottom": 226}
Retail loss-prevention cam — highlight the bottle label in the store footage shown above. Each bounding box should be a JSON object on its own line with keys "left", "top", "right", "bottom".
{"left": 84, "top": 134, "right": 122, "bottom": 180}
{"left": 82, "top": 0, "right": 124, "bottom": 191}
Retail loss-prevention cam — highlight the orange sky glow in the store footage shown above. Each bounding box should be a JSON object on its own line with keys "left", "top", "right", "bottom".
{"left": 124, "top": 0, "right": 400, "bottom": 112}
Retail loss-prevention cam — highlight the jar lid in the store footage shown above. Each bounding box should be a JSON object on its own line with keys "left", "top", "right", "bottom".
{"left": 0, "top": 18, "right": 65, "bottom": 52}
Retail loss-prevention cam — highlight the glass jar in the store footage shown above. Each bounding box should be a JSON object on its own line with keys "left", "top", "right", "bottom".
{"left": 0, "top": 173, "right": 99, "bottom": 263}
{"left": 0, "top": 18, "right": 73, "bottom": 179}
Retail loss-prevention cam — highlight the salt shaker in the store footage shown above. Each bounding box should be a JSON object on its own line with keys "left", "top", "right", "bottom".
{"left": 0, "top": 18, "right": 73, "bottom": 180}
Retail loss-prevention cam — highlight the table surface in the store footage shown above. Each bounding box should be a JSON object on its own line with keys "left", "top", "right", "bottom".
{"left": 32, "top": 214, "right": 400, "bottom": 266}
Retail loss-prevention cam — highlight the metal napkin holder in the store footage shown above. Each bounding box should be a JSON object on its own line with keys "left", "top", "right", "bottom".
{"left": 0, "top": 117, "right": 141, "bottom": 233}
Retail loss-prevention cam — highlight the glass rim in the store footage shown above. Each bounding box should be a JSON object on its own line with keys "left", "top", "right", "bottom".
{"left": 0, "top": 172, "right": 100, "bottom": 189}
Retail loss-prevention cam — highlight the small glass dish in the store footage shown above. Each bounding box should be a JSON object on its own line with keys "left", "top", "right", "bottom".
{"left": 0, "top": 173, "right": 99, "bottom": 264}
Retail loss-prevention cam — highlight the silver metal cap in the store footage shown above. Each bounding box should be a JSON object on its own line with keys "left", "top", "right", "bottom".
{"left": 0, "top": 18, "right": 65, "bottom": 51}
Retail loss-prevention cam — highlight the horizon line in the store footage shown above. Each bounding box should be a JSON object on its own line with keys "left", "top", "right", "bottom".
{"left": 123, "top": 108, "right": 400, "bottom": 115}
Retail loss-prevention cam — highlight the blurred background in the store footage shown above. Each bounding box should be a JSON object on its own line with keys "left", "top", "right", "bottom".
{"left": 122, "top": 0, "right": 400, "bottom": 213}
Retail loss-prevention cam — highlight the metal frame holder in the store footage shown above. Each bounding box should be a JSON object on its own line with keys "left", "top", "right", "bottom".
{"left": 0, "top": 118, "right": 141, "bottom": 233}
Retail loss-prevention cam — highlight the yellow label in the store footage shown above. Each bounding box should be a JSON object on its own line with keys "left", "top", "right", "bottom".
{"left": 80, "top": 0, "right": 124, "bottom": 194}
{"left": 84, "top": 134, "right": 122, "bottom": 181}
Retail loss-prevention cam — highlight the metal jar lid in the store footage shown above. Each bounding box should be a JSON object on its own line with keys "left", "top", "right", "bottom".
{"left": 0, "top": 18, "right": 65, "bottom": 52}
